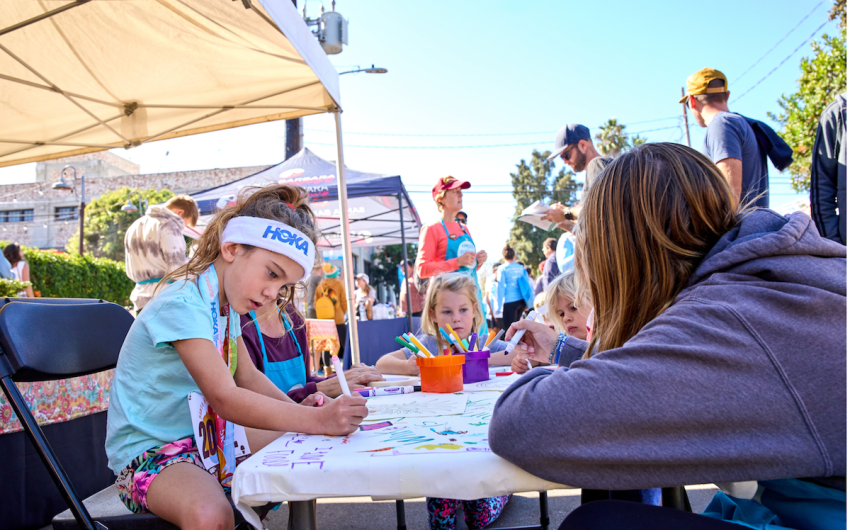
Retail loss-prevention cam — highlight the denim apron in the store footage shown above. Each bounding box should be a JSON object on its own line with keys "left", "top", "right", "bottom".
{"left": 248, "top": 309, "right": 307, "bottom": 393}
{"left": 441, "top": 220, "right": 488, "bottom": 338}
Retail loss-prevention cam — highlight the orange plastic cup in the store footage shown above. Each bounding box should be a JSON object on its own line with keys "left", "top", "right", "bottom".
{"left": 416, "top": 355, "right": 465, "bottom": 393}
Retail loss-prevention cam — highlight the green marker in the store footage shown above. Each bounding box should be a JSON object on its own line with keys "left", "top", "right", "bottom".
{"left": 394, "top": 336, "right": 418, "bottom": 352}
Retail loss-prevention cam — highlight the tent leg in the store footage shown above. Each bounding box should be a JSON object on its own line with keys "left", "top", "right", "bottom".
{"left": 398, "top": 193, "right": 413, "bottom": 333}
{"left": 333, "top": 110, "right": 361, "bottom": 366}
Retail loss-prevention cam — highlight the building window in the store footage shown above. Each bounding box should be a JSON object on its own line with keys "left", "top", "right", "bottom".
{"left": 0, "top": 209, "right": 34, "bottom": 223}
{"left": 55, "top": 206, "right": 78, "bottom": 221}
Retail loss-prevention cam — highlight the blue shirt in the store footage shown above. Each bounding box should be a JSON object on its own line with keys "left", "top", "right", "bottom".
{"left": 497, "top": 262, "right": 533, "bottom": 309}
{"left": 105, "top": 279, "right": 242, "bottom": 473}
{"left": 703, "top": 111, "right": 769, "bottom": 208}
{"left": 0, "top": 253, "right": 11, "bottom": 279}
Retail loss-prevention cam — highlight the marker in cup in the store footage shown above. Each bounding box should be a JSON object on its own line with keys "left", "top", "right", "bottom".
{"left": 504, "top": 310, "right": 539, "bottom": 354}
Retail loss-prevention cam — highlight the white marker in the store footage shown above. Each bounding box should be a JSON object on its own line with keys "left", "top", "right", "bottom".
{"left": 352, "top": 386, "right": 414, "bottom": 397}
{"left": 504, "top": 310, "right": 539, "bottom": 354}
{"left": 330, "top": 355, "right": 351, "bottom": 396}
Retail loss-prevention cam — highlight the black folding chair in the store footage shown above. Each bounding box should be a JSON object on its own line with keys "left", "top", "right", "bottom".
{"left": 580, "top": 487, "right": 692, "bottom": 512}
{"left": 0, "top": 299, "right": 270, "bottom": 529}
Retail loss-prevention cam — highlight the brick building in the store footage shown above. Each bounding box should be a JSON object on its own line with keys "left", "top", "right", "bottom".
{"left": 0, "top": 152, "right": 268, "bottom": 249}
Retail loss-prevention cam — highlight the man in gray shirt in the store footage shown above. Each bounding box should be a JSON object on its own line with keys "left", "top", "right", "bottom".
{"left": 681, "top": 68, "right": 769, "bottom": 208}
{"left": 547, "top": 123, "right": 612, "bottom": 190}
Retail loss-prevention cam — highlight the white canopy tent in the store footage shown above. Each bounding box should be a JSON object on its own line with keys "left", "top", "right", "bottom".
{"left": 0, "top": 0, "right": 365, "bottom": 365}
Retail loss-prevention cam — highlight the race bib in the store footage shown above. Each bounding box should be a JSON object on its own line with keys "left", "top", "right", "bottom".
{"left": 188, "top": 392, "right": 251, "bottom": 485}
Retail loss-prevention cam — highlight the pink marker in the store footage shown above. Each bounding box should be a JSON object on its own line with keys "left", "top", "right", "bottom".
{"left": 315, "top": 395, "right": 324, "bottom": 407}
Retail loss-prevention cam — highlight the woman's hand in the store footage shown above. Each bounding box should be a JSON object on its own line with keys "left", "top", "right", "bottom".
{"left": 457, "top": 252, "right": 477, "bottom": 268}
{"left": 505, "top": 319, "right": 559, "bottom": 364}
{"left": 301, "top": 392, "right": 329, "bottom": 407}
{"left": 476, "top": 250, "right": 488, "bottom": 265}
{"left": 317, "top": 394, "right": 369, "bottom": 435}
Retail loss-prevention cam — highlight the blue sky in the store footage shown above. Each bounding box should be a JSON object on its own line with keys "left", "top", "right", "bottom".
{"left": 1, "top": 0, "right": 841, "bottom": 260}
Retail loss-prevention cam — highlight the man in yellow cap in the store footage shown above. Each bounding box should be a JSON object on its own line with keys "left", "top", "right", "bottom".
{"left": 681, "top": 68, "right": 768, "bottom": 208}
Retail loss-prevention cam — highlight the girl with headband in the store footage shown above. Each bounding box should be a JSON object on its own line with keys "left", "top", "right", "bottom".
{"left": 105, "top": 185, "right": 369, "bottom": 526}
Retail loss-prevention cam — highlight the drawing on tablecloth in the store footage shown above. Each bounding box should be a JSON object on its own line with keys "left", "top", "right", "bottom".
{"left": 416, "top": 443, "right": 464, "bottom": 451}
{"left": 364, "top": 393, "right": 469, "bottom": 421}
{"left": 463, "top": 375, "right": 520, "bottom": 392}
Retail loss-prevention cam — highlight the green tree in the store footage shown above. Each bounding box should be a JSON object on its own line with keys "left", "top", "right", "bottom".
{"left": 66, "top": 187, "right": 175, "bottom": 261}
{"left": 594, "top": 118, "right": 647, "bottom": 157}
{"left": 508, "top": 150, "right": 580, "bottom": 272}
{"left": 768, "top": 0, "right": 846, "bottom": 192}
{"left": 369, "top": 243, "right": 418, "bottom": 290}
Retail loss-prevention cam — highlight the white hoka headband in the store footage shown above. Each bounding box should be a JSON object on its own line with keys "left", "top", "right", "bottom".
{"left": 221, "top": 217, "right": 316, "bottom": 282}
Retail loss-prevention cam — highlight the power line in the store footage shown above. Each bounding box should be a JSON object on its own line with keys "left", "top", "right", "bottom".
{"left": 732, "top": 19, "right": 830, "bottom": 103}
{"left": 731, "top": 1, "right": 825, "bottom": 85}
{"left": 304, "top": 116, "right": 681, "bottom": 138}
{"left": 308, "top": 126, "right": 685, "bottom": 150}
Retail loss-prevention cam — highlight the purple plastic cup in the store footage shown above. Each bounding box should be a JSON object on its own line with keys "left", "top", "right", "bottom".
{"left": 458, "top": 350, "right": 490, "bottom": 384}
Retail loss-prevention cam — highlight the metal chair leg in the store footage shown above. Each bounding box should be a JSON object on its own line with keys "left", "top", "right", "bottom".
{"left": 538, "top": 491, "right": 550, "bottom": 530}
{"left": 661, "top": 486, "right": 691, "bottom": 511}
{"left": 395, "top": 499, "right": 407, "bottom": 530}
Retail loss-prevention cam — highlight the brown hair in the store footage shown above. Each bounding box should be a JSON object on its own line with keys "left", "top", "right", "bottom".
{"left": 502, "top": 243, "right": 515, "bottom": 260}
{"left": 694, "top": 78, "right": 728, "bottom": 105}
{"left": 159, "top": 185, "right": 319, "bottom": 314}
{"left": 3, "top": 243, "right": 22, "bottom": 265}
{"left": 543, "top": 237, "right": 557, "bottom": 251}
{"left": 574, "top": 142, "right": 739, "bottom": 357}
{"left": 165, "top": 195, "right": 200, "bottom": 227}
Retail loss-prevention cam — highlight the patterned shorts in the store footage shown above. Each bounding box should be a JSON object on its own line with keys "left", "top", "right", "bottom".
{"left": 115, "top": 436, "right": 223, "bottom": 514}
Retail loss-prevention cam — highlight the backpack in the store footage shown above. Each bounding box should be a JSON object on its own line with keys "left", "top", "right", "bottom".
{"left": 315, "top": 287, "right": 338, "bottom": 320}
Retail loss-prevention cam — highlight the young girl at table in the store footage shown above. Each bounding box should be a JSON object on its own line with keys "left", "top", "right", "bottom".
{"left": 375, "top": 272, "right": 512, "bottom": 530}
{"left": 376, "top": 272, "right": 514, "bottom": 376}
{"left": 105, "top": 185, "right": 368, "bottom": 529}
{"left": 511, "top": 270, "right": 591, "bottom": 374}
{"left": 240, "top": 298, "right": 384, "bottom": 400}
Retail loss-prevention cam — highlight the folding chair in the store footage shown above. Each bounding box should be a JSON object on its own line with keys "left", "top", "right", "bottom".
{"left": 580, "top": 487, "right": 692, "bottom": 512}
{"left": 0, "top": 299, "right": 270, "bottom": 529}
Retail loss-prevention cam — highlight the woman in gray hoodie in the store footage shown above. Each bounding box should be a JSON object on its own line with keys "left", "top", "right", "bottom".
{"left": 489, "top": 143, "right": 846, "bottom": 530}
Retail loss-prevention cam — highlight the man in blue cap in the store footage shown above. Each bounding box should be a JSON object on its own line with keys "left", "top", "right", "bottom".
{"left": 546, "top": 123, "right": 612, "bottom": 190}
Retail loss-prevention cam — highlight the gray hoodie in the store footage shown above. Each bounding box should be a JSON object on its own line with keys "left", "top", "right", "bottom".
{"left": 490, "top": 210, "right": 846, "bottom": 490}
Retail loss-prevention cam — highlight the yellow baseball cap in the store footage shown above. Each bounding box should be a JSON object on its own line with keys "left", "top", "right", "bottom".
{"left": 679, "top": 68, "right": 728, "bottom": 103}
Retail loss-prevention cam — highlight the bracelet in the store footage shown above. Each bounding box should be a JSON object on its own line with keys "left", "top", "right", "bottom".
{"left": 549, "top": 333, "right": 568, "bottom": 365}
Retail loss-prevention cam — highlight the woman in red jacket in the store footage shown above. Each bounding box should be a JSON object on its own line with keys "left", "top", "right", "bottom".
{"left": 415, "top": 176, "right": 488, "bottom": 333}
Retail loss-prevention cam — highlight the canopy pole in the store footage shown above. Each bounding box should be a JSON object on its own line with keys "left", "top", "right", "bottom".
{"left": 333, "top": 110, "right": 360, "bottom": 365}
{"left": 398, "top": 192, "right": 413, "bottom": 332}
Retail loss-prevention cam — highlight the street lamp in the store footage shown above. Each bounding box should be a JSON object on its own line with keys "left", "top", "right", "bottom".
{"left": 339, "top": 64, "right": 388, "bottom": 75}
{"left": 52, "top": 165, "right": 85, "bottom": 255}
{"left": 121, "top": 193, "right": 148, "bottom": 215}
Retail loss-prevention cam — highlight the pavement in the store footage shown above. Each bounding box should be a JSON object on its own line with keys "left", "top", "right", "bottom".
{"left": 259, "top": 485, "right": 720, "bottom": 530}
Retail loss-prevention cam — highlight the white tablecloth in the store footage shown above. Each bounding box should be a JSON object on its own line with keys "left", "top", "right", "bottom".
{"left": 232, "top": 369, "right": 565, "bottom": 528}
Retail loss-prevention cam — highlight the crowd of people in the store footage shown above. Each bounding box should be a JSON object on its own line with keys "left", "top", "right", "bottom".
{"left": 96, "top": 66, "right": 846, "bottom": 530}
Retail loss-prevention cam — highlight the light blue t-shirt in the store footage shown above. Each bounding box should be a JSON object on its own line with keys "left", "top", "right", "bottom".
{"left": 497, "top": 262, "right": 533, "bottom": 309}
{"left": 105, "top": 279, "right": 242, "bottom": 473}
{"left": 556, "top": 232, "right": 575, "bottom": 273}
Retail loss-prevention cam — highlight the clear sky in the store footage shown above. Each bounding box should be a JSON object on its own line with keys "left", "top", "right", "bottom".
{"left": 1, "top": 0, "right": 841, "bottom": 261}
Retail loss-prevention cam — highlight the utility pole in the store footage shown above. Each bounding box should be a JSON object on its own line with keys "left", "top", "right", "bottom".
{"left": 285, "top": 0, "right": 302, "bottom": 160}
{"left": 681, "top": 87, "right": 691, "bottom": 148}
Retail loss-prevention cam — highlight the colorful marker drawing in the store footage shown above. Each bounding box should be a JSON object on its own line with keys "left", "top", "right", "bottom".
{"left": 469, "top": 422, "right": 487, "bottom": 427}
{"left": 359, "top": 421, "right": 393, "bottom": 431}
{"left": 430, "top": 428, "right": 468, "bottom": 436}
{"left": 358, "top": 446, "right": 395, "bottom": 453}
{"left": 415, "top": 443, "right": 464, "bottom": 451}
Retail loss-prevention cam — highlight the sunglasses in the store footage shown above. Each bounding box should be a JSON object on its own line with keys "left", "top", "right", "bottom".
{"left": 560, "top": 143, "right": 577, "bottom": 162}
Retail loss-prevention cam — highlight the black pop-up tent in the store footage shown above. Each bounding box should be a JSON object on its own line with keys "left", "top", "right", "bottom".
{"left": 191, "top": 147, "right": 422, "bottom": 249}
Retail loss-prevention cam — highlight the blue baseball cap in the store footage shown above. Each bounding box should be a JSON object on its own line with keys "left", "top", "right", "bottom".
{"left": 547, "top": 124, "right": 592, "bottom": 161}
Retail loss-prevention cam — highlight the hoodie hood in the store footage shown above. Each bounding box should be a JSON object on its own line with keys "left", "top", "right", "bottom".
{"left": 684, "top": 209, "right": 846, "bottom": 297}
